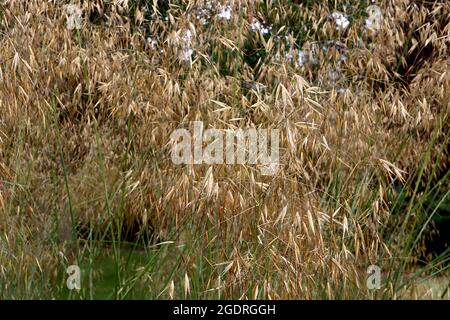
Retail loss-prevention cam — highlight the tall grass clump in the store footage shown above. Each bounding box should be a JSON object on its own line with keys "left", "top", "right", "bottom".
{"left": 0, "top": 0, "right": 448, "bottom": 299}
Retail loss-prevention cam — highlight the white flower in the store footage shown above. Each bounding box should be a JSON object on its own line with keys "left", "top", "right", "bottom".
{"left": 336, "top": 87, "right": 346, "bottom": 94}
{"left": 196, "top": 15, "right": 209, "bottom": 25}
{"left": 330, "top": 11, "right": 349, "bottom": 31}
{"left": 365, "top": 5, "right": 382, "bottom": 31}
{"left": 195, "top": 0, "right": 216, "bottom": 25}
{"left": 181, "top": 48, "right": 194, "bottom": 61}
{"left": 217, "top": 5, "right": 232, "bottom": 20}
{"left": 146, "top": 37, "right": 157, "bottom": 49}
{"left": 251, "top": 19, "right": 271, "bottom": 35}
{"left": 297, "top": 50, "right": 306, "bottom": 66}
{"left": 196, "top": 10, "right": 210, "bottom": 25}
{"left": 178, "top": 29, "right": 195, "bottom": 62}
{"left": 182, "top": 30, "right": 192, "bottom": 42}
{"left": 64, "top": 4, "right": 82, "bottom": 30}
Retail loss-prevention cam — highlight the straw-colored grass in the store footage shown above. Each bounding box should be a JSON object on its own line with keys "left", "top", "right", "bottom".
{"left": 0, "top": 0, "right": 448, "bottom": 299}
